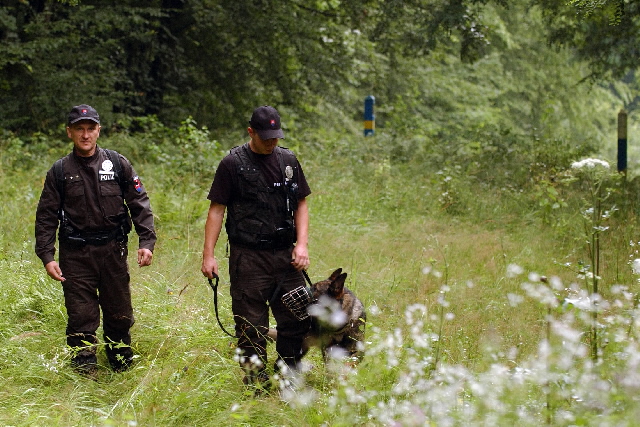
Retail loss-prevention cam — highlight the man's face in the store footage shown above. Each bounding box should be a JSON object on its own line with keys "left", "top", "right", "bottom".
{"left": 248, "top": 127, "right": 278, "bottom": 155}
{"left": 66, "top": 120, "right": 100, "bottom": 157}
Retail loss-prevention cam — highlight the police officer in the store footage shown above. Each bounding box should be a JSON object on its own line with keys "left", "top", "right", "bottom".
{"left": 201, "top": 105, "right": 311, "bottom": 390}
{"left": 35, "top": 104, "right": 156, "bottom": 375}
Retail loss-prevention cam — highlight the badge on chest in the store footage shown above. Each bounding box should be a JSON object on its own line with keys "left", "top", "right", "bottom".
{"left": 99, "top": 159, "right": 115, "bottom": 181}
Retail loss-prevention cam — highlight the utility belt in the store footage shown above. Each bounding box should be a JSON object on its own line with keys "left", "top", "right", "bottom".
{"left": 60, "top": 226, "right": 127, "bottom": 247}
{"left": 232, "top": 237, "right": 293, "bottom": 251}
{"left": 231, "top": 227, "right": 296, "bottom": 251}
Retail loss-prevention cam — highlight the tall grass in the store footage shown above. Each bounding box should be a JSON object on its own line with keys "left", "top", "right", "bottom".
{"left": 2, "top": 120, "right": 640, "bottom": 426}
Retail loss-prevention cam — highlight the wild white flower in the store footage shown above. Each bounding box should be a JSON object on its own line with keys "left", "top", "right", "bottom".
{"left": 405, "top": 304, "right": 427, "bottom": 325}
{"left": 577, "top": 271, "right": 599, "bottom": 281}
{"left": 308, "top": 295, "right": 347, "bottom": 328}
{"left": 326, "top": 345, "right": 348, "bottom": 360}
{"left": 249, "top": 353, "right": 263, "bottom": 368}
{"left": 39, "top": 354, "right": 59, "bottom": 373}
{"left": 437, "top": 294, "right": 450, "bottom": 307}
{"left": 521, "top": 282, "right": 558, "bottom": 308}
{"left": 563, "top": 294, "right": 592, "bottom": 311}
{"left": 632, "top": 259, "right": 640, "bottom": 275}
{"left": 551, "top": 320, "right": 582, "bottom": 343}
{"left": 506, "top": 263, "right": 524, "bottom": 278}
{"left": 571, "top": 158, "right": 610, "bottom": 169}
{"left": 549, "top": 276, "right": 563, "bottom": 291}
{"left": 369, "top": 304, "right": 381, "bottom": 316}
{"left": 507, "top": 293, "right": 524, "bottom": 306}
{"left": 330, "top": 310, "right": 348, "bottom": 328}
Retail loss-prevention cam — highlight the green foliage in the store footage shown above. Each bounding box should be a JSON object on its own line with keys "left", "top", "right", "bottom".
{"left": 568, "top": 0, "right": 625, "bottom": 23}
{"left": 4, "top": 106, "right": 640, "bottom": 424}
{"left": 5, "top": 1, "right": 640, "bottom": 423}
{"left": 108, "top": 115, "right": 224, "bottom": 179}
{"left": 4, "top": 0, "right": 597, "bottom": 134}
{"left": 540, "top": 0, "right": 640, "bottom": 82}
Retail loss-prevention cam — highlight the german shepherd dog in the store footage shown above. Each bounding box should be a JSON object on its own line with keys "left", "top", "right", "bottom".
{"left": 269, "top": 268, "right": 366, "bottom": 363}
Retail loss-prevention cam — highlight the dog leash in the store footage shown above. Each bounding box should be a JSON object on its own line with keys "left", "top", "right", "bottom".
{"left": 302, "top": 269, "right": 313, "bottom": 287}
{"left": 207, "top": 273, "right": 236, "bottom": 338}
{"left": 209, "top": 269, "right": 314, "bottom": 338}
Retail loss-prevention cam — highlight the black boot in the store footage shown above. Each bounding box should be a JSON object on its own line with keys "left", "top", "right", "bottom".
{"left": 71, "top": 350, "right": 98, "bottom": 378}
{"left": 106, "top": 343, "right": 134, "bottom": 372}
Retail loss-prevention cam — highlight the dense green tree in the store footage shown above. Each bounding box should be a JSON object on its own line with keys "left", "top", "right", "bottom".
{"left": 0, "top": 1, "right": 185, "bottom": 129}
{"left": 536, "top": 0, "right": 640, "bottom": 80}
{"left": 0, "top": 0, "right": 633, "bottom": 136}
{"left": 0, "top": 0, "right": 380, "bottom": 131}
{"left": 0, "top": 0, "right": 522, "bottom": 132}
{"left": 376, "top": 2, "right": 614, "bottom": 186}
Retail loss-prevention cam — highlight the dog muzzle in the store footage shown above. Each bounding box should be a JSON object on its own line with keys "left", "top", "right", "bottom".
{"left": 281, "top": 286, "right": 315, "bottom": 320}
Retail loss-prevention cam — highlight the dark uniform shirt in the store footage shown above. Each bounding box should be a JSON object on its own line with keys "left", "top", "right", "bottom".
{"left": 207, "top": 144, "right": 311, "bottom": 205}
{"left": 35, "top": 146, "right": 156, "bottom": 265}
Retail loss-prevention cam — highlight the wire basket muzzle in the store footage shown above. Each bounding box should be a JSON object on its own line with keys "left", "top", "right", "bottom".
{"left": 281, "top": 286, "right": 314, "bottom": 320}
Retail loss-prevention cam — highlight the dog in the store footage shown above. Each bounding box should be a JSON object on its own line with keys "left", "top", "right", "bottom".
{"left": 269, "top": 268, "right": 366, "bottom": 364}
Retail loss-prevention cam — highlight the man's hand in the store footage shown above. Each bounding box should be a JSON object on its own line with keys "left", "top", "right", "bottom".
{"left": 137, "top": 248, "right": 153, "bottom": 267}
{"left": 202, "top": 202, "right": 225, "bottom": 280}
{"left": 201, "top": 254, "right": 218, "bottom": 279}
{"left": 291, "top": 243, "right": 310, "bottom": 271}
{"left": 45, "top": 261, "right": 65, "bottom": 282}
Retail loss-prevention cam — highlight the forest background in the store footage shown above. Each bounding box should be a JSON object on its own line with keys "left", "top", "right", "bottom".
{"left": 4, "top": 0, "right": 640, "bottom": 425}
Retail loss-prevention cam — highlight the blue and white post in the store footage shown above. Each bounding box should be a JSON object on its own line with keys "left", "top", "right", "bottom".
{"left": 364, "top": 95, "right": 375, "bottom": 136}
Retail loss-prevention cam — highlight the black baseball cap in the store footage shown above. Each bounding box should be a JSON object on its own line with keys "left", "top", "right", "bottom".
{"left": 249, "top": 105, "right": 285, "bottom": 140}
{"left": 68, "top": 104, "right": 100, "bottom": 124}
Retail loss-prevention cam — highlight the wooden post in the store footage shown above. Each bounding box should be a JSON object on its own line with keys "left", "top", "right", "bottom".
{"left": 618, "top": 109, "right": 627, "bottom": 173}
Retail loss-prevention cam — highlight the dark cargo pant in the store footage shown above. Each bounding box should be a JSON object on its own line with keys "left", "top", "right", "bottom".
{"left": 229, "top": 245, "right": 311, "bottom": 372}
{"left": 59, "top": 239, "right": 134, "bottom": 367}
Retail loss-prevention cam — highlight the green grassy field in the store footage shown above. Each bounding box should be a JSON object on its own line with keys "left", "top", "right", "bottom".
{"left": 2, "top": 125, "right": 640, "bottom": 426}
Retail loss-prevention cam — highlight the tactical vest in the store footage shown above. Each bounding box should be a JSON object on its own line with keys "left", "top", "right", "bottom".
{"left": 54, "top": 149, "right": 131, "bottom": 245}
{"left": 225, "top": 144, "right": 299, "bottom": 250}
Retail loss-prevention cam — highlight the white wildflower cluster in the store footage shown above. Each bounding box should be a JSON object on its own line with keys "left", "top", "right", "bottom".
{"left": 275, "top": 360, "right": 318, "bottom": 407}
{"left": 232, "top": 348, "right": 263, "bottom": 370}
{"left": 317, "top": 267, "right": 640, "bottom": 425}
{"left": 571, "top": 158, "right": 610, "bottom": 169}
{"left": 521, "top": 282, "right": 559, "bottom": 308}
{"left": 308, "top": 295, "right": 347, "bottom": 329}
{"left": 506, "top": 263, "right": 524, "bottom": 278}
{"left": 39, "top": 353, "right": 61, "bottom": 373}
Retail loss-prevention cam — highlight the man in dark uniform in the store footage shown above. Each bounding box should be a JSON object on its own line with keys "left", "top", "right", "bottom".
{"left": 35, "top": 104, "right": 156, "bottom": 375}
{"left": 201, "top": 105, "right": 311, "bottom": 391}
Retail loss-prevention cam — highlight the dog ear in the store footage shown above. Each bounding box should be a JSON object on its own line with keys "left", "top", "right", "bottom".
{"left": 329, "top": 272, "right": 347, "bottom": 299}
{"left": 329, "top": 268, "right": 343, "bottom": 281}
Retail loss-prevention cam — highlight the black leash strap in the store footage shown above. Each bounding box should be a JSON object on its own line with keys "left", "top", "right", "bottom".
{"left": 302, "top": 269, "right": 313, "bottom": 287}
{"left": 208, "top": 270, "right": 312, "bottom": 338}
{"left": 207, "top": 274, "right": 235, "bottom": 338}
